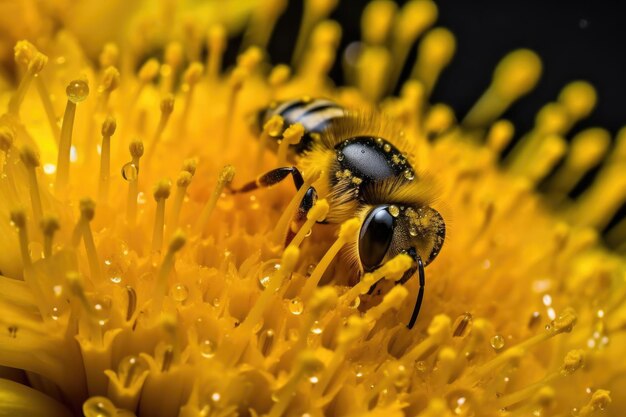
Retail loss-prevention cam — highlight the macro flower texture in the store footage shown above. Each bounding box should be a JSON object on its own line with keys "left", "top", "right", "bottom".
{"left": 0, "top": 0, "right": 625, "bottom": 416}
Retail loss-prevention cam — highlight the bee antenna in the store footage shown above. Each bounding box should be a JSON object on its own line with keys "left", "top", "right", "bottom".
{"left": 406, "top": 249, "right": 425, "bottom": 330}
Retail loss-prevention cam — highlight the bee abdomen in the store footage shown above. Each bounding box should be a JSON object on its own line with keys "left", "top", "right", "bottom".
{"left": 258, "top": 98, "right": 345, "bottom": 155}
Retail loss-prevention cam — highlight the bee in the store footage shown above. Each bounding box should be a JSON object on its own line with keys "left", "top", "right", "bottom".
{"left": 233, "top": 97, "right": 445, "bottom": 329}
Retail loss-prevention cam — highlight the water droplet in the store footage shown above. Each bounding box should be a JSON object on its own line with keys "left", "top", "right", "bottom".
{"left": 375, "top": 138, "right": 384, "bottom": 147}
{"left": 200, "top": 339, "right": 215, "bottom": 358}
{"left": 409, "top": 226, "right": 418, "bottom": 237}
{"left": 528, "top": 311, "right": 541, "bottom": 328}
{"left": 383, "top": 143, "right": 391, "bottom": 152}
{"left": 171, "top": 283, "right": 189, "bottom": 302}
{"left": 92, "top": 296, "right": 112, "bottom": 326}
{"left": 403, "top": 169, "right": 415, "bottom": 180}
{"left": 121, "top": 162, "right": 138, "bottom": 181}
{"left": 306, "top": 263, "right": 316, "bottom": 276}
{"left": 43, "top": 163, "right": 56, "bottom": 175}
{"left": 110, "top": 276, "right": 122, "bottom": 284}
{"left": 447, "top": 392, "right": 472, "bottom": 416}
{"left": 415, "top": 361, "right": 427, "bottom": 372}
{"left": 260, "top": 275, "right": 271, "bottom": 288}
{"left": 211, "top": 297, "right": 221, "bottom": 307}
{"left": 490, "top": 334, "right": 505, "bottom": 350}
{"left": 354, "top": 365, "right": 364, "bottom": 380}
{"left": 337, "top": 152, "right": 344, "bottom": 161}
{"left": 542, "top": 294, "right": 552, "bottom": 306}
{"left": 394, "top": 364, "right": 409, "bottom": 388}
{"left": 258, "top": 262, "right": 281, "bottom": 288}
{"left": 66, "top": 79, "right": 89, "bottom": 103}
{"left": 83, "top": 396, "right": 116, "bottom": 417}
{"left": 308, "top": 375, "right": 319, "bottom": 384}
{"left": 310, "top": 321, "right": 323, "bottom": 334}
{"left": 211, "top": 392, "right": 221, "bottom": 402}
{"left": 389, "top": 205, "right": 400, "bottom": 217}
{"left": 117, "top": 355, "right": 149, "bottom": 388}
{"left": 288, "top": 297, "right": 304, "bottom": 315}
{"left": 49, "top": 306, "right": 61, "bottom": 321}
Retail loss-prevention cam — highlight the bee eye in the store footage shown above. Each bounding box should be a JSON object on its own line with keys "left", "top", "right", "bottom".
{"left": 359, "top": 205, "right": 395, "bottom": 271}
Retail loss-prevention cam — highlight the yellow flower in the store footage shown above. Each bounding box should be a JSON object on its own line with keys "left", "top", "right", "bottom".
{"left": 0, "top": 1, "right": 625, "bottom": 417}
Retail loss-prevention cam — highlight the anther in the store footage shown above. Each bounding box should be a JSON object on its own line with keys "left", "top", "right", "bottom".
{"left": 152, "top": 179, "right": 172, "bottom": 253}
{"left": 486, "top": 120, "right": 514, "bottom": 155}
{"left": 289, "top": 199, "right": 329, "bottom": 248}
{"left": 412, "top": 27, "right": 456, "bottom": 96}
{"left": 146, "top": 95, "right": 175, "bottom": 161}
{"left": 207, "top": 25, "right": 226, "bottom": 80}
{"left": 10, "top": 209, "right": 31, "bottom": 268}
{"left": 79, "top": 198, "right": 101, "bottom": 282}
{"left": 195, "top": 165, "right": 235, "bottom": 237}
{"left": 97, "top": 66, "right": 120, "bottom": 111}
{"left": 277, "top": 123, "right": 304, "bottom": 167}
{"left": 167, "top": 171, "right": 193, "bottom": 233}
{"left": 56, "top": 79, "right": 89, "bottom": 193}
{"left": 98, "top": 116, "right": 117, "bottom": 202}
{"left": 256, "top": 114, "right": 284, "bottom": 172}
{"left": 40, "top": 215, "right": 59, "bottom": 258}
{"left": 9, "top": 51, "right": 48, "bottom": 115}
{"left": 558, "top": 80, "right": 597, "bottom": 125}
{"left": 153, "top": 230, "right": 187, "bottom": 312}
{"left": 126, "top": 139, "right": 144, "bottom": 225}
{"left": 19, "top": 145, "right": 43, "bottom": 226}
{"left": 579, "top": 390, "right": 611, "bottom": 416}
{"left": 161, "top": 42, "right": 184, "bottom": 93}
{"left": 237, "top": 46, "right": 264, "bottom": 74}
{"left": 463, "top": 49, "right": 542, "bottom": 127}
{"left": 300, "top": 217, "right": 360, "bottom": 301}
{"left": 364, "top": 285, "right": 408, "bottom": 324}
{"left": 182, "top": 157, "right": 198, "bottom": 176}
{"left": 403, "top": 314, "right": 451, "bottom": 364}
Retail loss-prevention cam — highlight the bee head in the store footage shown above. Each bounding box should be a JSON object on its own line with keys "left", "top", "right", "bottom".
{"left": 358, "top": 204, "right": 445, "bottom": 274}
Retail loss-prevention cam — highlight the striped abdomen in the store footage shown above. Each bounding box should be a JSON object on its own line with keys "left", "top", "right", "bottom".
{"left": 257, "top": 98, "right": 345, "bottom": 155}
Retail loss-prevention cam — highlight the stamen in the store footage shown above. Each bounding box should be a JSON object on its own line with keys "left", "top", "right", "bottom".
{"left": 364, "top": 285, "right": 408, "bottom": 323}
{"left": 182, "top": 157, "right": 198, "bottom": 176}
{"left": 267, "top": 350, "right": 322, "bottom": 417}
{"left": 300, "top": 217, "right": 360, "bottom": 301}
{"left": 125, "top": 140, "right": 144, "bottom": 225}
{"left": 256, "top": 114, "right": 284, "bottom": 172}
{"left": 97, "top": 66, "right": 120, "bottom": 112}
{"left": 276, "top": 123, "right": 304, "bottom": 167}
{"left": 79, "top": 198, "right": 102, "bottom": 282}
{"left": 486, "top": 120, "right": 515, "bottom": 155}
{"left": 9, "top": 52, "right": 47, "bottom": 115}
{"left": 401, "top": 80, "right": 426, "bottom": 138}
{"left": 178, "top": 63, "right": 204, "bottom": 134}
{"left": 10, "top": 209, "right": 31, "bottom": 268}
{"left": 242, "top": 0, "right": 288, "bottom": 50}
{"left": 167, "top": 171, "right": 193, "bottom": 233}
{"left": 268, "top": 64, "right": 291, "bottom": 98}
{"left": 195, "top": 165, "right": 235, "bottom": 237}
{"left": 133, "top": 59, "right": 160, "bottom": 106}
{"left": 224, "top": 67, "right": 247, "bottom": 144}
{"left": 544, "top": 128, "right": 610, "bottom": 198}
{"left": 412, "top": 27, "right": 456, "bottom": 96}
{"left": 364, "top": 360, "right": 409, "bottom": 406}
{"left": 579, "top": 390, "right": 611, "bottom": 417}
{"left": 558, "top": 81, "right": 597, "bottom": 131}
{"left": 271, "top": 170, "right": 321, "bottom": 244}
{"left": 289, "top": 198, "right": 329, "bottom": 248}
{"left": 402, "top": 314, "right": 451, "bottom": 364}
{"left": 160, "top": 42, "right": 184, "bottom": 93}
{"left": 146, "top": 95, "right": 175, "bottom": 162}
{"left": 424, "top": 103, "right": 455, "bottom": 139}
{"left": 66, "top": 272, "right": 103, "bottom": 346}
{"left": 56, "top": 79, "right": 90, "bottom": 193}
{"left": 40, "top": 215, "right": 59, "bottom": 258}
{"left": 291, "top": 0, "right": 339, "bottom": 67}
{"left": 99, "top": 43, "right": 119, "bottom": 69}
{"left": 495, "top": 350, "right": 585, "bottom": 409}
{"left": 313, "top": 315, "right": 368, "bottom": 397}
{"left": 152, "top": 231, "right": 186, "bottom": 312}
{"left": 19, "top": 145, "right": 43, "bottom": 226}
{"left": 463, "top": 49, "right": 542, "bottom": 127}
{"left": 356, "top": 46, "right": 391, "bottom": 102}
{"left": 152, "top": 179, "right": 172, "bottom": 253}
{"left": 509, "top": 134, "right": 566, "bottom": 185}
{"left": 98, "top": 116, "right": 117, "bottom": 202}
{"left": 433, "top": 347, "right": 457, "bottom": 386}
{"left": 206, "top": 25, "right": 226, "bottom": 80}
{"left": 389, "top": 0, "right": 437, "bottom": 90}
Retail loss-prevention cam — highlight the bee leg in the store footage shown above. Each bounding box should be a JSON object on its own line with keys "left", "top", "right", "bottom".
{"left": 228, "top": 166, "right": 304, "bottom": 193}
{"left": 286, "top": 186, "right": 318, "bottom": 244}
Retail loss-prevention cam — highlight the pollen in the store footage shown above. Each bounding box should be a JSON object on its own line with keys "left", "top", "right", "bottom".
{"left": 0, "top": 2, "right": 624, "bottom": 417}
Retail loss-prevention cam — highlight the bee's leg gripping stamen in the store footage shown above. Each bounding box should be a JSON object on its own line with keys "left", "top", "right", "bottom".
{"left": 229, "top": 166, "right": 304, "bottom": 193}
{"left": 286, "top": 186, "right": 318, "bottom": 245}
{"left": 406, "top": 255, "right": 425, "bottom": 329}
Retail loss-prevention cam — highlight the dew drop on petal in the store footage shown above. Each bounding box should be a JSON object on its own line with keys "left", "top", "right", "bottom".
{"left": 121, "top": 162, "right": 138, "bottom": 181}
{"left": 171, "top": 283, "right": 189, "bottom": 302}
{"left": 117, "top": 355, "right": 149, "bottom": 388}
{"left": 490, "top": 334, "right": 505, "bottom": 350}
{"left": 83, "top": 396, "right": 116, "bottom": 417}
{"left": 200, "top": 339, "right": 216, "bottom": 358}
{"left": 310, "top": 320, "right": 323, "bottom": 334}
{"left": 289, "top": 297, "right": 304, "bottom": 315}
